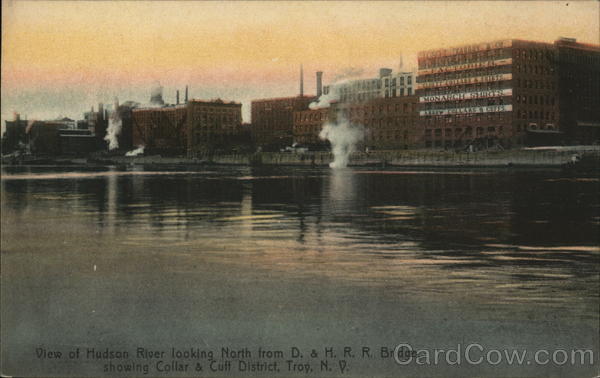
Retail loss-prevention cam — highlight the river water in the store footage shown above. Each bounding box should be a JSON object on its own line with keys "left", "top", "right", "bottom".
{"left": 1, "top": 165, "right": 599, "bottom": 376}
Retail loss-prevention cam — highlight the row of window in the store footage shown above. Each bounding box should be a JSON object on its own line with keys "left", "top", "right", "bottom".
{"left": 514, "top": 48, "right": 554, "bottom": 61}
{"left": 516, "top": 110, "right": 556, "bottom": 121}
{"left": 425, "top": 126, "right": 501, "bottom": 138}
{"left": 384, "top": 88, "right": 413, "bottom": 97}
{"left": 423, "top": 113, "right": 510, "bottom": 123}
{"left": 384, "top": 76, "right": 413, "bottom": 86}
{"left": 515, "top": 95, "right": 555, "bottom": 105}
{"left": 515, "top": 78, "right": 556, "bottom": 90}
{"left": 514, "top": 64, "right": 555, "bottom": 75}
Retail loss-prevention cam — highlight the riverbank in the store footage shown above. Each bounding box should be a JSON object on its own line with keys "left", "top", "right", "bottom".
{"left": 4, "top": 146, "right": 600, "bottom": 168}
{"left": 95, "top": 146, "right": 600, "bottom": 168}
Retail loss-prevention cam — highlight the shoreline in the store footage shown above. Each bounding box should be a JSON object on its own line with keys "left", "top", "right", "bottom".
{"left": 3, "top": 146, "right": 599, "bottom": 169}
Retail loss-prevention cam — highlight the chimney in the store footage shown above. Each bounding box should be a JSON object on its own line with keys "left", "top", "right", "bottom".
{"left": 176, "top": 90, "right": 180, "bottom": 105}
{"left": 185, "top": 86, "right": 189, "bottom": 102}
{"left": 98, "top": 103, "right": 104, "bottom": 119}
{"left": 300, "top": 64, "right": 304, "bottom": 97}
{"left": 316, "top": 71, "right": 323, "bottom": 97}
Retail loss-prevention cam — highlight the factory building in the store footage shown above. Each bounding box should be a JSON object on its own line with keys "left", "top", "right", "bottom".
{"left": 251, "top": 95, "right": 315, "bottom": 150}
{"left": 293, "top": 95, "right": 421, "bottom": 150}
{"left": 187, "top": 99, "right": 243, "bottom": 156}
{"left": 132, "top": 104, "right": 188, "bottom": 155}
{"left": 293, "top": 107, "right": 330, "bottom": 147}
{"left": 343, "top": 95, "right": 421, "bottom": 150}
{"left": 417, "top": 39, "right": 560, "bottom": 149}
{"left": 417, "top": 37, "right": 599, "bottom": 149}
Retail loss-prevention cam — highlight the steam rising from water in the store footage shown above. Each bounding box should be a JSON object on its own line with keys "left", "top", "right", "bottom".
{"left": 319, "top": 118, "right": 363, "bottom": 169}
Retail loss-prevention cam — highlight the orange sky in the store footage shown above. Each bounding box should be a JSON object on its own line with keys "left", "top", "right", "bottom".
{"left": 1, "top": 0, "right": 599, "bottom": 123}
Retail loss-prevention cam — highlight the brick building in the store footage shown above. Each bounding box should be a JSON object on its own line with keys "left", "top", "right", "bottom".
{"left": 293, "top": 95, "right": 421, "bottom": 150}
{"left": 417, "top": 39, "right": 560, "bottom": 149}
{"left": 132, "top": 105, "right": 188, "bottom": 154}
{"left": 293, "top": 107, "right": 330, "bottom": 147}
{"left": 187, "top": 99, "right": 242, "bottom": 156}
{"left": 251, "top": 96, "right": 314, "bottom": 150}
{"left": 554, "top": 38, "right": 600, "bottom": 143}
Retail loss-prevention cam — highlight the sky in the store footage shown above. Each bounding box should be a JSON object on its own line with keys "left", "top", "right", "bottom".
{"left": 2, "top": 0, "right": 599, "bottom": 129}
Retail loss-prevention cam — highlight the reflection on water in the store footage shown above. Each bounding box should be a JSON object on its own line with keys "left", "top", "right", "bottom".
{"left": 2, "top": 165, "right": 599, "bottom": 320}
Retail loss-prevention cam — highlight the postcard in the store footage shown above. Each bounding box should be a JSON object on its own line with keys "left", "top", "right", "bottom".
{"left": 1, "top": 1, "right": 599, "bottom": 377}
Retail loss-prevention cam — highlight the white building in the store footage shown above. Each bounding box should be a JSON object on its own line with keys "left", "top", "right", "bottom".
{"left": 322, "top": 68, "right": 415, "bottom": 105}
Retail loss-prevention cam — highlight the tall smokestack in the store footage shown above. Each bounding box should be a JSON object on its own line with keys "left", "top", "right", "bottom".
{"left": 185, "top": 86, "right": 189, "bottom": 102}
{"left": 316, "top": 71, "right": 323, "bottom": 97}
{"left": 114, "top": 97, "right": 119, "bottom": 113}
{"left": 300, "top": 64, "right": 304, "bottom": 97}
{"left": 176, "top": 90, "right": 180, "bottom": 105}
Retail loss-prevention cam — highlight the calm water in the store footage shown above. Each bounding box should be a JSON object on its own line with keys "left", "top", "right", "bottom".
{"left": 1, "top": 165, "right": 599, "bottom": 376}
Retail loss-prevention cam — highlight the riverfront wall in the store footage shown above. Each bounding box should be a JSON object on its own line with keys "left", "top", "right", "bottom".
{"left": 89, "top": 147, "right": 600, "bottom": 168}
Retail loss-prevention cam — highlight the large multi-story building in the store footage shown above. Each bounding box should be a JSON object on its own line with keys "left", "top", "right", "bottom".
{"left": 554, "top": 38, "right": 600, "bottom": 143}
{"left": 187, "top": 99, "right": 242, "bottom": 156}
{"left": 251, "top": 96, "right": 314, "bottom": 150}
{"left": 418, "top": 39, "right": 555, "bottom": 148}
{"left": 132, "top": 104, "right": 188, "bottom": 154}
{"left": 417, "top": 38, "right": 599, "bottom": 149}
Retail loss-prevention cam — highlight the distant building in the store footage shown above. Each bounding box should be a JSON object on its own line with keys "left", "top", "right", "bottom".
{"left": 132, "top": 104, "right": 188, "bottom": 154}
{"left": 251, "top": 96, "right": 314, "bottom": 150}
{"left": 2, "top": 114, "right": 29, "bottom": 153}
{"left": 115, "top": 101, "right": 139, "bottom": 151}
{"left": 322, "top": 69, "right": 415, "bottom": 104}
{"left": 187, "top": 99, "right": 242, "bottom": 156}
{"left": 58, "top": 129, "right": 96, "bottom": 155}
{"left": 27, "top": 121, "right": 62, "bottom": 155}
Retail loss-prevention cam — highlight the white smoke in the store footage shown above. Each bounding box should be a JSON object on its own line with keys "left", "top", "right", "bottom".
{"left": 319, "top": 117, "right": 363, "bottom": 169}
{"left": 309, "top": 87, "right": 340, "bottom": 110}
{"left": 125, "top": 145, "right": 144, "bottom": 156}
{"left": 104, "top": 111, "right": 122, "bottom": 150}
{"left": 309, "top": 68, "right": 366, "bottom": 110}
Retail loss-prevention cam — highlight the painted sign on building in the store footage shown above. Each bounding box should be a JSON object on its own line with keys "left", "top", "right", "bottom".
{"left": 418, "top": 59, "right": 512, "bottom": 75}
{"left": 419, "top": 88, "right": 513, "bottom": 103}
{"left": 417, "top": 73, "right": 512, "bottom": 89}
{"left": 419, "top": 104, "right": 513, "bottom": 116}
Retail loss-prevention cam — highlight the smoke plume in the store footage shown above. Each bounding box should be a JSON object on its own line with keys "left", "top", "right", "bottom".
{"left": 104, "top": 111, "right": 122, "bottom": 150}
{"left": 125, "top": 146, "right": 145, "bottom": 156}
{"left": 319, "top": 116, "right": 363, "bottom": 169}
